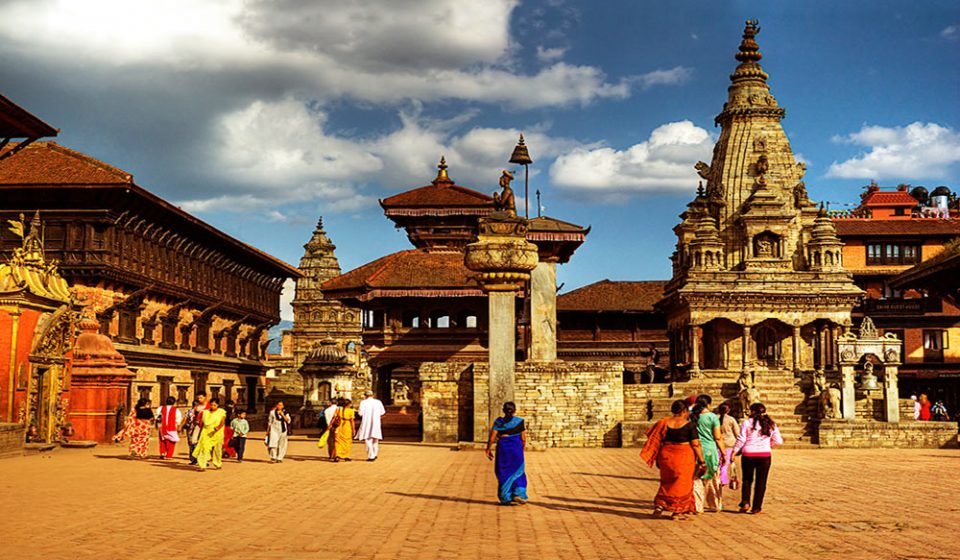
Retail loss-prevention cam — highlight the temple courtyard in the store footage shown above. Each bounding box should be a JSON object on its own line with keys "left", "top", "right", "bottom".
{"left": 1, "top": 438, "right": 957, "bottom": 560}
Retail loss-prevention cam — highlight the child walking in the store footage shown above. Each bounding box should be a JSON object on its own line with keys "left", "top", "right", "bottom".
{"left": 230, "top": 410, "right": 250, "bottom": 462}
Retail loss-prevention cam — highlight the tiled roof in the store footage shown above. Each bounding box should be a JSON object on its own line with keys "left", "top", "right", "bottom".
{"left": 861, "top": 190, "right": 918, "bottom": 207}
{"left": 558, "top": 279, "right": 667, "bottom": 312}
{"left": 833, "top": 219, "right": 960, "bottom": 237}
{"left": 528, "top": 215, "right": 588, "bottom": 233}
{"left": 321, "top": 249, "right": 482, "bottom": 298}
{"left": 0, "top": 142, "right": 132, "bottom": 184}
{"left": 380, "top": 179, "right": 493, "bottom": 209}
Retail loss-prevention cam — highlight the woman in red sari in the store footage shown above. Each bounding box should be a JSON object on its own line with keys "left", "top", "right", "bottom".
{"left": 114, "top": 398, "right": 154, "bottom": 459}
{"left": 640, "top": 399, "right": 706, "bottom": 520}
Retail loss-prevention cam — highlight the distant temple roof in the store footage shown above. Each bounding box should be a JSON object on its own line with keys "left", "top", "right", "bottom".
{"left": 321, "top": 249, "right": 484, "bottom": 301}
{"left": 380, "top": 157, "right": 494, "bottom": 217}
{"left": 558, "top": 280, "right": 666, "bottom": 312}
{"left": 0, "top": 142, "right": 300, "bottom": 278}
{"left": 833, "top": 219, "right": 960, "bottom": 237}
{"left": 860, "top": 189, "right": 919, "bottom": 208}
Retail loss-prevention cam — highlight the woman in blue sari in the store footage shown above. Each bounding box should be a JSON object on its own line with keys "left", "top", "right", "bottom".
{"left": 485, "top": 401, "right": 528, "bottom": 505}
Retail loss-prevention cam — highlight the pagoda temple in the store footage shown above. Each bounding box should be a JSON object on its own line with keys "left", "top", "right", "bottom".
{"left": 657, "top": 20, "right": 863, "bottom": 442}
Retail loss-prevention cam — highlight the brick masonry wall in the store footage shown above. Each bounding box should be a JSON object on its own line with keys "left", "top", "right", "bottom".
{"left": 0, "top": 423, "right": 24, "bottom": 457}
{"left": 819, "top": 420, "right": 958, "bottom": 448}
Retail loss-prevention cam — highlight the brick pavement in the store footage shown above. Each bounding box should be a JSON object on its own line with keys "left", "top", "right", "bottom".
{"left": 0, "top": 435, "right": 957, "bottom": 560}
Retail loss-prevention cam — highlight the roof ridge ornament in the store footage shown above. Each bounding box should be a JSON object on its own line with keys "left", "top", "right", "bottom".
{"left": 736, "top": 19, "right": 763, "bottom": 63}
{"left": 433, "top": 155, "right": 452, "bottom": 186}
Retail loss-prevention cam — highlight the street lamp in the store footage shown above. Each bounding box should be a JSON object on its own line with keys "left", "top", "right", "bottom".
{"left": 509, "top": 134, "right": 533, "bottom": 218}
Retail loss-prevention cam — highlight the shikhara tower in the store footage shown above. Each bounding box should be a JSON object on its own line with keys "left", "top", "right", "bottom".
{"left": 658, "top": 21, "right": 861, "bottom": 388}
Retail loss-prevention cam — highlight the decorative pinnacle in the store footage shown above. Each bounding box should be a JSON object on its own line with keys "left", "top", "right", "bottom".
{"left": 434, "top": 155, "right": 451, "bottom": 184}
{"left": 735, "top": 19, "right": 763, "bottom": 63}
{"left": 509, "top": 134, "right": 533, "bottom": 166}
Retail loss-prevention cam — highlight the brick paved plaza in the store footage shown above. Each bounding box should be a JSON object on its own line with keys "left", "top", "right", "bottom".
{"left": 1, "top": 436, "right": 957, "bottom": 560}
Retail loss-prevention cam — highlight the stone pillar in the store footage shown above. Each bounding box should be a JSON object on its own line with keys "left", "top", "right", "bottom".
{"left": 488, "top": 291, "right": 516, "bottom": 416}
{"left": 742, "top": 323, "right": 751, "bottom": 369}
{"left": 840, "top": 364, "right": 856, "bottom": 420}
{"left": 883, "top": 365, "right": 900, "bottom": 423}
{"left": 815, "top": 324, "right": 825, "bottom": 370}
{"left": 529, "top": 260, "right": 557, "bottom": 361}
{"left": 464, "top": 213, "right": 538, "bottom": 428}
{"left": 791, "top": 325, "right": 801, "bottom": 374}
{"left": 690, "top": 323, "right": 701, "bottom": 376}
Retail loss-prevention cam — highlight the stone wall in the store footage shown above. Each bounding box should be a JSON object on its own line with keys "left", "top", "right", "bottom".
{"left": 622, "top": 384, "right": 673, "bottom": 447}
{"left": 819, "top": 420, "right": 958, "bottom": 448}
{"left": 420, "top": 362, "right": 473, "bottom": 443}
{"left": 470, "top": 361, "right": 624, "bottom": 448}
{"left": 0, "top": 423, "right": 24, "bottom": 457}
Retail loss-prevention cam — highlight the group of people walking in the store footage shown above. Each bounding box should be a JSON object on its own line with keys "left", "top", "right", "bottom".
{"left": 641, "top": 394, "right": 782, "bottom": 520}
{"left": 113, "top": 391, "right": 387, "bottom": 468}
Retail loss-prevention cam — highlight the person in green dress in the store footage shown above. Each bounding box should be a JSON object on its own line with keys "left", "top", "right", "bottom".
{"left": 690, "top": 394, "right": 726, "bottom": 513}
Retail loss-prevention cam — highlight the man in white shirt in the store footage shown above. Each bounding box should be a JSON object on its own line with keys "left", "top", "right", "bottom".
{"left": 356, "top": 390, "right": 386, "bottom": 461}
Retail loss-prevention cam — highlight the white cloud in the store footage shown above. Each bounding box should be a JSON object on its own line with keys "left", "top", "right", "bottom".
{"left": 536, "top": 46, "right": 568, "bottom": 63}
{"left": 632, "top": 66, "right": 694, "bottom": 90}
{"left": 0, "top": 0, "right": 672, "bottom": 110}
{"left": 279, "top": 278, "right": 295, "bottom": 322}
{"left": 549, "top": 121, "right": 714, "bottom": 192}
{"left": 941, "top": 24, "right": 959, "bottom": 40}
{"left": 826, "top": 122, "right": 960, "bottom": 179}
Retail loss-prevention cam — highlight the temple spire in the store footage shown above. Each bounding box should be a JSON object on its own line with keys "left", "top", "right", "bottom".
{"left": 433, "top": 155, "right": 452, "bottom": 186}
{"left": 735, "top": 19, "right": 763, "bottom": 63}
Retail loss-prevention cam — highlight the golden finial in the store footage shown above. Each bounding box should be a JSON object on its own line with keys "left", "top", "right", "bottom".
{"left": 433, "top": 155, "right": 451, "bottom": 185}
{"left": 736, "top": 19, "right": 763, "bottom": 63}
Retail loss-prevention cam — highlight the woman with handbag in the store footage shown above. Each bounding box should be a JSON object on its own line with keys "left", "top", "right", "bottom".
{"left": 640, "top": 399, "right": 707, "bottom": 521}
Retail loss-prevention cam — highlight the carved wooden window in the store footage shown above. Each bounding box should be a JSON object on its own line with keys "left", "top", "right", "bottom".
{"left": 117, "top": 308, "right": 138, "bottom": 343}
{"left": 158, "top": 376, "right": 173, "bottom": 404}
{"left": 867, "top": 241, "right": 920, "bottom": 265}
{"left": 160, "top": 319, "right": 177, "bottom": 349}
{"left": 318, "top": 381, "right": 332, "bottom": 403}
{"left": 923, "top": 330, "right": 947, "bottom": 363}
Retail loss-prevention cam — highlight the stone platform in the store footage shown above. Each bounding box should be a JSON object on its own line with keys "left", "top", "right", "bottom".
{"left": 0, "top": 423, "right": 24, "bottom": 458}
{"left": 819, "top": 420, "right": 958, "bottom": 448}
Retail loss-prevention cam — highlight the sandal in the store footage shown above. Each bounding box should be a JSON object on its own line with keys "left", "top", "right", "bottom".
{"left": 738, "top": 504, "right": 750, "bottom": 513}
{"left": 652, "top": 506, "right": 664, "bottom": 517}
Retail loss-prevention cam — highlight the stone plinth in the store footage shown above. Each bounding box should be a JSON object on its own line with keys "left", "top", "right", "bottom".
{"left": 0, "top": 423, "right": 25, "bottom": 457}
{"left": 419, "top": 362, "right": 474, "bottom": 443}
{"left": 819, "top": 420, "right": 958, "bottom": 448}
{"left": 529, "top": 261, "right": 557, "bottom": 361}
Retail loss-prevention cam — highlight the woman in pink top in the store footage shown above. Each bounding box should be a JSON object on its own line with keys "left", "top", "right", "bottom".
{"left": 732, "top": 403, "right": 783, "bottom": 514}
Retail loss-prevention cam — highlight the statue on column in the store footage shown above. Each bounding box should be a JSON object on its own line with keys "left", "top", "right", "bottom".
{"left": 492, "top": 170, "right": 517, "bottom": 216}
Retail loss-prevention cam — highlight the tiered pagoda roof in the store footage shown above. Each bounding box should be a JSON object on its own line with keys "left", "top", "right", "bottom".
{"left": 558, "top": 280, "right": 666, "bottom": 312}
{"left": 321, "top": 249, "right": 483, "bottom": 301}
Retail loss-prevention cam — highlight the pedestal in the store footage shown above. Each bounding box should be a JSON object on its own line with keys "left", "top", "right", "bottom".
{"left": 883, "top": 366, "right": 900, "bottom": 423}
{"left": 488, "top": 291, "right": 516, "bottom": 426}
{"left": 840, "top": 364, "right": 856, "bottom": 420}
{"left": 529, "top": 261, "right": 557, "bottom": 362}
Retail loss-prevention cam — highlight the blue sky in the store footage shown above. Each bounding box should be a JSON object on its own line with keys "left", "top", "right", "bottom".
{"left": 1, "top": 1, "right": 958, "bottom": 319}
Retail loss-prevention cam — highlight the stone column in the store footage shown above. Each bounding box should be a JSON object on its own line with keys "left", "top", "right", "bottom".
{"left": 840, "top": 364, "right": 856, "bottom": 420}
{"left": 742, "top": 323, "right": 751, "bottom": 370}
{"left": 815, "top": 324, "right": 825, "bottom": 370}
{"left": 791, "top": 325, "right": 801, "bottom": 374}
{"left": 690, "top": 323, "right": 701, "bottom": 376}
{"left": 464, "top": 213, "right": 538, "bottom": 427}
{"left": 529, "top": 260, "right": 557, "bottom": 361}
{"left": 883, "top": 365, "right": 900, "bottom": 423}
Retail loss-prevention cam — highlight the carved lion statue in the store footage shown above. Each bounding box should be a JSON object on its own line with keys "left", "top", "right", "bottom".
{"left": 819, "top": 385, "right": 842, "bottom": 419}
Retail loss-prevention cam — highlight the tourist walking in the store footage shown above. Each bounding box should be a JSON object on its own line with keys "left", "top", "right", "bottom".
{"left": 717, "top": 403, "right": 740, "bottom": 491}
{"left": 485, "top": 401, "right": 528, "bottom": 505}
{"left": 691, "top": 394, "right": 726, "bottom": 513}
{"left": 356, "top": 390, "right": 386, "bottom": 461}
{"left": 192, "top": 398, "right": 227, "bottom": 471}
{"left": 186, "top": 393, "right": 208, "bottom": 465}
{"left": 229, "top": 409, "right": 250, "bottom": 462}
{"left": 155, "top": 396, "right": 183, "bottom": 460}
{"left": 114, "top": 398, "right": 154, "bottom": 459}
{"left": 333, "top": 397, "right": 356, "bottom": 462}
{"left": 267, "top": 401, "right": 291, "bottom": 463}
{"left": 222, "top": 399, "right": 236, "bottom": 459}
{"left": 322, "top": 398, "right": 338, "bottom": 459}
{"left": 732, "top": 402, "right": 783, "bottom": 514}
{"left": 640, "top": 399, "right": 706, "bottom": 520}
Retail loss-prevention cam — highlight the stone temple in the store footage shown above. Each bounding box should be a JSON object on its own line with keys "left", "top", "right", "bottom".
{"left": 279, "top": 21, "right": 958, "bottom": 449}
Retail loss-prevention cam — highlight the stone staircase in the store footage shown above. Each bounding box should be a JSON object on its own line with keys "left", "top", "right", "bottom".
{"left": 622, "top": 369, "right": 817, "bottom": 448}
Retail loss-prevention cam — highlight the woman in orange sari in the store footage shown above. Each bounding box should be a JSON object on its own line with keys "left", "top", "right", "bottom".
{"left": 332, "top": 397, "right": 356, "bottom": 462}
{"left": 640, "top": 399, "right": 706, "bottom": 520}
